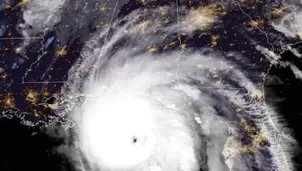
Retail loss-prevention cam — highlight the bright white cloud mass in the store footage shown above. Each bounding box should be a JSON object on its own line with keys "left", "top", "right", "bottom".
{"left": 50, "top": 2, "right": 300, "bottom": 171}
{"left": 22, "top": 0, "right": 65, "bottom": 34}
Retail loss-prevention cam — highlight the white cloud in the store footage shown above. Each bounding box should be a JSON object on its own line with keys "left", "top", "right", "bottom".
{"left": 22, "top": 0, "right": 66, "bottom": 35}
{"left": 272, "top": 11, "right": 302, "bottom": 39}
{"left": 51, "top": 4, "right": 297, "bottom": 171}
{"left": 289, "top": 63, "right": 302, "bottom": 80}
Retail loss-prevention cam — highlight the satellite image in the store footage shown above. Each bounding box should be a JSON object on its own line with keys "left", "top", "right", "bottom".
{"left": 1, "top": 0, "right": 302, "bottom": 171}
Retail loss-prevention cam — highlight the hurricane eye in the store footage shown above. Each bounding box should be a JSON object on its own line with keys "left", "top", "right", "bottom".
{"left": 132, "top": 136, "right": 138, "bottom": 144}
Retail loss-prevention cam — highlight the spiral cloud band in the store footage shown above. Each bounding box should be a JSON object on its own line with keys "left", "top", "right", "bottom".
{"left": 55, "top": 4, "right": 297, "bottom": 171}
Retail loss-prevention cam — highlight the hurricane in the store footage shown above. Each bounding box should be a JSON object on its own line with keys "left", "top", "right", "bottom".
{"left": 52, "top": 2, "right": 298, "bottom": 171}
